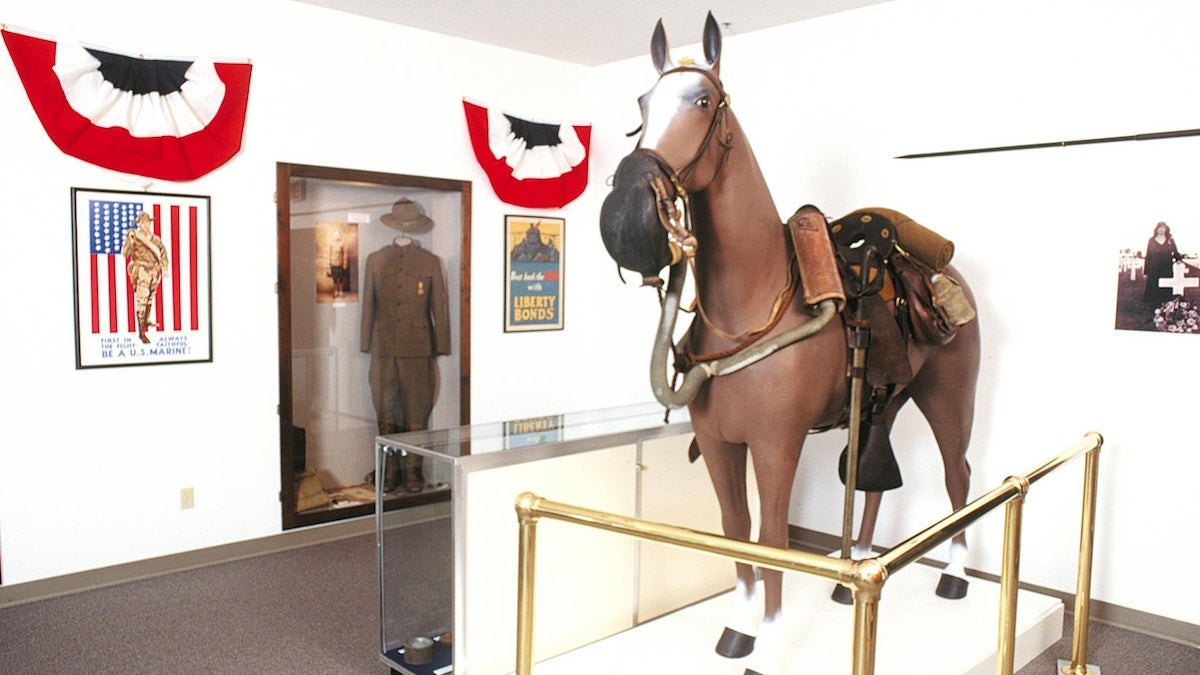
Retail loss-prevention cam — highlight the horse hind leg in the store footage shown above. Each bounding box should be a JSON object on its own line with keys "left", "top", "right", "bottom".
{"left": 931, "top": 419, "right": 972, "bottom": 599}
{"left": 910, "top": 355, "right": 977, "bottom": 599}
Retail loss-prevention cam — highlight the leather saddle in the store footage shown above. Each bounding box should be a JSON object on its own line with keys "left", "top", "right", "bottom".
{"left": 820, "top": 207, "right": 963, "bottom": 492}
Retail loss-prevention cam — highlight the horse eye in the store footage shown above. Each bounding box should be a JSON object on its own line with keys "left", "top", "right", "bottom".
{"left": 696, "top": 96, "right": 712, "bottom": 109}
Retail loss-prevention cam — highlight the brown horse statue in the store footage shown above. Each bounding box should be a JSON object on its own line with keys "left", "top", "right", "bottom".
{"left": 599, "top": 13, "right": 980, "bottom": 674}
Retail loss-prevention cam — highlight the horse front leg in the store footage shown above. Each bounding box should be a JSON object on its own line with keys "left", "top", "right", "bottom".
{"left": 741, "top": 441, "right": 804, "bottom": 675}
{"left": 693, "top": 436, "right": 759, "bottom": 658}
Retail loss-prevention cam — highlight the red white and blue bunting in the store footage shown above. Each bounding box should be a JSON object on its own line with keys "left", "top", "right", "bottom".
{"left": 2, "top": 27, "right": 252, "bottom": 181}
{"left": 463, "top": 98, "right": 591, "bottom": 208}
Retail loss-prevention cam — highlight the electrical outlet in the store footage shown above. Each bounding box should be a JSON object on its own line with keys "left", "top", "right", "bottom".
{"left": 181, "top": 487, "right": 195, "bottom": 510}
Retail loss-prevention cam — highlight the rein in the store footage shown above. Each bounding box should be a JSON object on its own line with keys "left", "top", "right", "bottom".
{"left": 683, "top": 252, "right": 800, "bottom": 367}
{"left": 650, "top": 261, "right": 839, "bottom": 410}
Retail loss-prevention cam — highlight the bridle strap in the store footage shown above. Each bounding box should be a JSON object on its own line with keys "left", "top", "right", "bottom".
{"left": 646, "top": 66, "right": 733, "bottom": 188}
{"left": 636, "top": 68, "right": 796, "bottom": 366}
{"left": 657, "top": 66, "right": 729, "bottom": 186}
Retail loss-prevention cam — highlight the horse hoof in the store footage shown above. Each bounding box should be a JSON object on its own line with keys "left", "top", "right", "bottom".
{"left": 936, "top": 573, "right": 969, "bottom": 599}
{"left": 830, "top": 584, "right": 853, "bottom": 605}
{"left": 715, "top": 627, "right": 755, "bottom": 658}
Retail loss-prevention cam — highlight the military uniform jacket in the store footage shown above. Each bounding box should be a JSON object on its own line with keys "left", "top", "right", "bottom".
{"left": 361, "top": 242, "right": 451, "bottom": 357}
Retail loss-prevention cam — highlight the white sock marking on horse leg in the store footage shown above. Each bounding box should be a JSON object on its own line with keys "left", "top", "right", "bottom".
{"left": 745, "top": 616, "right": 785, "bottom": 674}
{"left": 727, "top": 577, "right": 758, "bottom": 635}
{"left": 944, "top": 540, "right": 968, "bottom": 579}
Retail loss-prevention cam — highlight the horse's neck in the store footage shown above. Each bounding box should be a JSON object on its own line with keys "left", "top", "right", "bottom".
{"left": 693, "top": 119, "right": 789, "bottom": 315}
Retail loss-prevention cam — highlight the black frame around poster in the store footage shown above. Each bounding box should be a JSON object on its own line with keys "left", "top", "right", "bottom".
{"left": 70, "top": 187, "right": 213, "bottom": 369}
{"left": 504, "top": 214, "right": 564, "bottom": 332}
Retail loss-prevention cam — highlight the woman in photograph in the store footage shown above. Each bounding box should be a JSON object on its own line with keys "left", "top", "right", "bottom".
{"left": 1143, "top": 221, "right": 1182, "bottom": 306}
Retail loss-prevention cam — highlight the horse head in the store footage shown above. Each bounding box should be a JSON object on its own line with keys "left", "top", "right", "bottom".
{"left": 600, "top": 11, "right": 732, "bottom": 286}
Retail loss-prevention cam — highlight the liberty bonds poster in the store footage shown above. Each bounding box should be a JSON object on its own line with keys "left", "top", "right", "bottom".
{"left": 504, "top": 215, "right": 563, "bottom": 332}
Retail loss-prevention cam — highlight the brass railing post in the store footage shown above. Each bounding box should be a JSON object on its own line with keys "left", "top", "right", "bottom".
{"left": 850, "top": 558, "right": 885, "bottom": 675}
{"left": 515, "top": 492, "right": 542, "bottom": 675}
{"left": 509, "top": 433, "right": 1103, "bottom": 675}
{"left": 997, "top": 476, "right": 1029, "bottom": 675}
{"left": 1062, "top": 443, "right": 1102, "bottom": 675}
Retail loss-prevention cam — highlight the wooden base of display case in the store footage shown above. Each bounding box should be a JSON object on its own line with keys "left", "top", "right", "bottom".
{"left": 295, "top": 484, "right": 450, "bottom": 528}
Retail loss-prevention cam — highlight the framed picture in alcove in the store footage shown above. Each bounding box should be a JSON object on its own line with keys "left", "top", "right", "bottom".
{"left": 70, "top": 187, "right": 213, "bottom": 369}
{"left": 504, "top": 214, "right": 564, "bottom": 332}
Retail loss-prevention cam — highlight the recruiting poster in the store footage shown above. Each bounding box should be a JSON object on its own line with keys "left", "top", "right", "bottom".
{"left": 505, "top": 215, "right": 564, "bottom": 332}
{"left": 71, "top": 188, "right": 213, "bottom": 368}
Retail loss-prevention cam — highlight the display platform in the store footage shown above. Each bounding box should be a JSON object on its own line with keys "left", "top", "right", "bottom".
{"left": 531, "top": 557, "right": 1063, "bottom": 675}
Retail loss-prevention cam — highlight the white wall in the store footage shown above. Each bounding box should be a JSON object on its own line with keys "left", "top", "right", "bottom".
{"left": 1, "top": 0, "right": 1196, "bottom": 632}
{"left": 0, "top": 0, "right": 638, "bottom": 583}
{"left": 592, "top": 0, "right": 1199, "bottom": 627}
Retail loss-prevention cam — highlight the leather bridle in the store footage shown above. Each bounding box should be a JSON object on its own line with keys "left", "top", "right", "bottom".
{"left": 630, "top": 66, "right": 733, "bottom": 271}
{"left": 635, "top": 67, "right": 799, "bottom": 352}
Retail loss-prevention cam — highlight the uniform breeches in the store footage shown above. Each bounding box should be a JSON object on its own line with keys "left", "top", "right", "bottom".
{"left": 128, "top": 262, "right": 162, "bottom": 318}
{"left": 369, "top": 356, "right": 435, "bottom": 432}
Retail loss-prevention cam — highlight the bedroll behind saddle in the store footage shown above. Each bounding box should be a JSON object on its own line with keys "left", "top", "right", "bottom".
{"left": 827, "top": 207, "right": 974, "bottom": 349}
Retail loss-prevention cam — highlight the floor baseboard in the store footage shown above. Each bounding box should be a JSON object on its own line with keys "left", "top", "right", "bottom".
{"left": 788, "top": 525, "right": 1198, "bottom": 649}
{"left": 0, "top": 515, "right": 375, "bottom": 609}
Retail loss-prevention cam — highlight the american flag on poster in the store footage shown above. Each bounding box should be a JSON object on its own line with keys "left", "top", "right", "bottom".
{"left": 86, "top": 199, "right": 200, "bottom": 335}
{"left": 73, "top": 189, "right": 211, "bottom": 368}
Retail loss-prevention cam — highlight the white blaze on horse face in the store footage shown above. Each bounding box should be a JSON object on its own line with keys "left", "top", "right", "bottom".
{"left": 637, "top": 70, "right": 720, "bottom": 167}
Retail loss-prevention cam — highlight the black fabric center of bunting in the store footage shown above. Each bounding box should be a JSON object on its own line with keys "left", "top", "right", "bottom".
{"left": 86, "top": 48, "right": 192, "bottom": 96}
{"left": 505, "top": 115, "right": 562, "bottom": 147}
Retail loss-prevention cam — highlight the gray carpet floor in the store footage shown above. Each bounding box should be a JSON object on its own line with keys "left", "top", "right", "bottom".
{"left": 1, "top": 532, "right": 1195, "bottom": 674}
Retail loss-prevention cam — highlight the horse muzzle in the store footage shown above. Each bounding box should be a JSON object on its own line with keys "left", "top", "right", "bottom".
{"left": 600, "top": 151, "right": 677, "bottom": 285}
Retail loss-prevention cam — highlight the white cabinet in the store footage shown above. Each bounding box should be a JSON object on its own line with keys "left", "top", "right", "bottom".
{"left": 376, "top": 404, "right": 754, "bottom": 675}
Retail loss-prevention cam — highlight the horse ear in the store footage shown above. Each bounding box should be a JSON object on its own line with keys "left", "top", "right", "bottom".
{"left": 651, "top": 19, "right": 674, "bottom": 74}
{"left": 703, "top": 11, "right": 722, "bottom": 74}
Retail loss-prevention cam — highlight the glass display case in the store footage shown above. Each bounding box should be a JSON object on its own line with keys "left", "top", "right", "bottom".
{"left": 375, "top": 402, "right": 745, "bottom": 675}
{"left": 276, "top": 163, "right": 472, "bottom": 529}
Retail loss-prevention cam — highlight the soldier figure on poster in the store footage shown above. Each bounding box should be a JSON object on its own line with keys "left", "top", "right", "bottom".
{"left": 121, "top": 211, "right": 170, "bottom": 344}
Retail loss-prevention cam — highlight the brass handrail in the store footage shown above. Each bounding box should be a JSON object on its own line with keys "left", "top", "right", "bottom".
{"left": 514, "top": 431, "right": 1103, "bottom": 675}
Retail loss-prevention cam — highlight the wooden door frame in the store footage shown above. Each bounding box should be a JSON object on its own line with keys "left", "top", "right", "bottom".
{"left": 276, "top": 162, "right": 471, "bottom": 529}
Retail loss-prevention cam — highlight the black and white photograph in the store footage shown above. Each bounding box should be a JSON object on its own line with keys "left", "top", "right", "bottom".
{"left": 1114, "top": 219, "right": 1200, "bottom": 334}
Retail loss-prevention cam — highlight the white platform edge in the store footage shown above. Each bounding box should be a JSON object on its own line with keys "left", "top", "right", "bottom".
{"left": 526, "top": 560, "right": 1064, "bottom": 675}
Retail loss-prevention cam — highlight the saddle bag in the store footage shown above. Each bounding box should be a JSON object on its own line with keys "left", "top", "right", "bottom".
{"left": 892, "top": 255, "right": 975, "bottom": 346}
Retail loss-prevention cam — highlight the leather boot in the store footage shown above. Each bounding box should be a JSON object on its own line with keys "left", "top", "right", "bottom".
{"left": 402, "top": 453, "right": 424, "bottom": 493}
{"left": 382, "top": 453, "right": 402, "bottom": 492}
{"left": 364, "top": 423, "right": 402, "bottom": 489}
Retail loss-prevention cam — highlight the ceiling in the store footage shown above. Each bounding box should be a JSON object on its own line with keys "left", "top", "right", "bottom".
{"left": 291, "top": 0, "right": 894, "bottom": 66}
